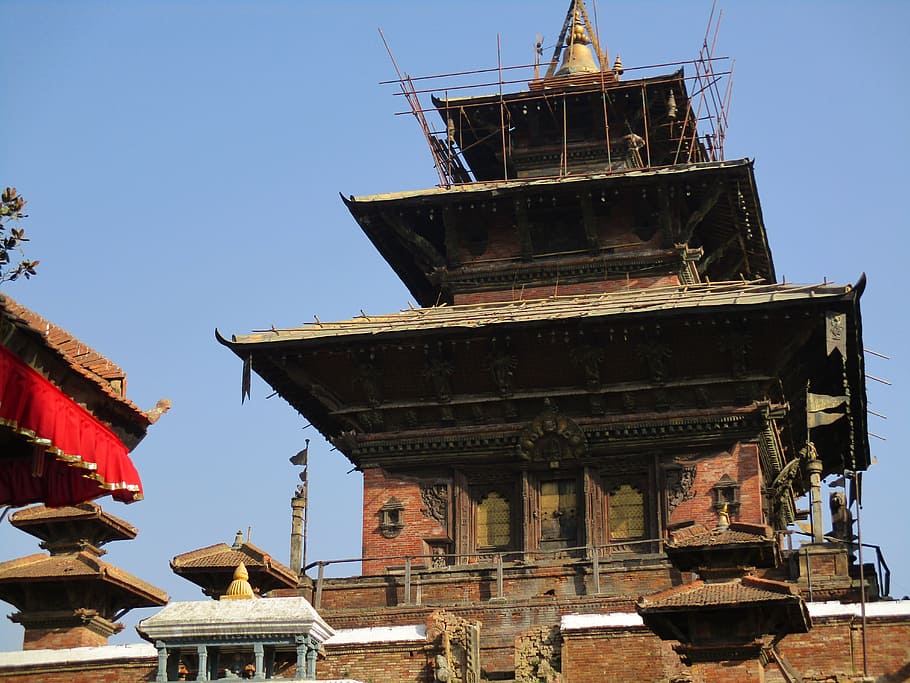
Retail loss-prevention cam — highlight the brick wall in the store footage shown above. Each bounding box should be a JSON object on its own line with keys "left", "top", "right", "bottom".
{"left": 561, "top": 626, "right": 682, "bottom": 682}
{"left": 668, "top": 443, "right": 763, "bottom": 529}
{"left": 316, "top": 560, "right": 680, "bottom": 612}
{"left": 362, "top": 467, "right": 450, "bottom": 575}
{"left": 771, "top": 615, "right": 910, "bottom": 682}
{"left": 561, "top": 613, "right": 910, "bottom": 683}
{"left": 0, "top": 660, "right": 155, "bottom": 683}
{"left": 321, "top": 642, "right": 432, "bottom": 683}
{"left": 22, "top": 625, "right": 110, "bottom": 651}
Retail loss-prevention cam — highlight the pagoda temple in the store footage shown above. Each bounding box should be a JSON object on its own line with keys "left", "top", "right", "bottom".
{"left": 0, "top": 502, "right": 167, "bottom": 650}
{"left": 217, "top": 2, "right": 885, "bottom": 680}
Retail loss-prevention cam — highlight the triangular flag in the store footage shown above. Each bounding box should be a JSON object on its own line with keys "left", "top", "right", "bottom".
{"left": 808, "top": 410, "right": 845, "bottom": 429}
{"left": 242, "top": 354, "right": 252, "bottom": 404}
{"left": 807, "top": 392, "right": 847, "bottom": 412}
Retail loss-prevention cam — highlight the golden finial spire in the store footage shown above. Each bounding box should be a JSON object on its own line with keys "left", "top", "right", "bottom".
{"left": 221, "top": 562, "right": 256, "bottom": 600}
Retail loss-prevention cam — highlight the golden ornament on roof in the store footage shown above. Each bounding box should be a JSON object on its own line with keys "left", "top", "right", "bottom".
{"left": 221, "top": 562, "right": 256, "bottom": 600}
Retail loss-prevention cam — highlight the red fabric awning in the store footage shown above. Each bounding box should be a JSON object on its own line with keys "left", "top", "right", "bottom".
{"left": 0, "top": 344, "right": 143, "bottom": 506}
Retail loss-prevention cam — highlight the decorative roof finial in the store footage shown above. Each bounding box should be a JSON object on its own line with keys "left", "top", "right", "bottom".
{"left": 221, "top": 562, "right": 256, "bottom": 600}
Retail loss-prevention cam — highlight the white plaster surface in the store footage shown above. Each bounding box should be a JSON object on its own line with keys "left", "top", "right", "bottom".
{"left": 325, "top": 625, "right": 427, "bottom": 645}
{"left": 807, "top": 599, "right": 910, "bottom": 618}
{"left": 137, "top": 596, "right": 334, "bottom": 642}
{"left": 560, "top": 612, "right": 644, "bottom": 630}
{"left": 0, "top": 643, "right": 156, "bottom": 669}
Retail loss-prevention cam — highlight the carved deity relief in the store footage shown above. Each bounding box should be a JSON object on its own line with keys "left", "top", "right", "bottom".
{"left": 637, "top": 341, "right": 672, "bottom": 384}
{"left": 353, "top": 355, "right": 383, "bottom": 407}
{"left": 666, "top": 465, "right": 697, "bottom": 513}
{"left": 517, "top": 400, "right": 586, "bottom": 463}
{"left": 420, "top": 483, "right": 449, "bottom": 527}
{"left": 570, "top": 344, "right": 605, "bottom": 390}
{"left": 719, "top": 331, "right": 752, "bottom": 379}
{"left": 425, "top": 355, "right": 455, "bottom": 403}
{"left": 485, "top": 349, "right": 517, "bottom": 398}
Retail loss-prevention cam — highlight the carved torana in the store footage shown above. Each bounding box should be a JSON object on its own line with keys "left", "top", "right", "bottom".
{"left": 517, "top": 400, "right": 586, "bottom": 463}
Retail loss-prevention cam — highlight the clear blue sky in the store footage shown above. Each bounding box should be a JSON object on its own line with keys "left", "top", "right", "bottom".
{"left": 1, "top": 1, "right": 908, "bottom": 650}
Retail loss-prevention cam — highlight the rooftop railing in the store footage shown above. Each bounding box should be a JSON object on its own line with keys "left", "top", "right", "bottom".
{"left": 304, "top": 537, "right": 665, "bottom": 609}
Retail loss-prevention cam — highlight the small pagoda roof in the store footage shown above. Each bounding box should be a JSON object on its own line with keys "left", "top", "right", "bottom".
{"left": 638, "top": 575, "right": 802, "bottom": 611}
{"left": 137, "top": 596, "right": 334, "bottom": 644}
{"left": 637, "top": 575, "right": 811, "bottom": 645}
{"left": 667, "top": 522, "right": 774, "bottom": 548}
{"left": 665, "top": 522, "right": 780, "bottom": 571}
{"left": 9, "top": 502, "right": 138, "bottom": 548}
{"left": 171, "top": 540, "right": 299, "bottom": 598}
{"left": 0, "top": 551, "right": 168, "bottom": 610}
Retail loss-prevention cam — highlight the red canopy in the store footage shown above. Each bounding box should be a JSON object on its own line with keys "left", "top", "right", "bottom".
{"left": 0, "top": 344, "right": 143, "bottom": 506}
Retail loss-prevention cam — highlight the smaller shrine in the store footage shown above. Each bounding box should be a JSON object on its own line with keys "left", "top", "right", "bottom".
{"left": 138, "top": 564, "right": 333, "bottom": 681}
{"left": 0, "top": 502, "right": 168, "bottom": 650}
{"left": 170, "top": 531, "right": 299, "bottom": 599}
{"left": 637, "top": 508, "right": 810, "bottom": 666}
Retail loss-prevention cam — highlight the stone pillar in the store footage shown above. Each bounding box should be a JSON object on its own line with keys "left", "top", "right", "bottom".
{"left": 196, "top": 644, "right": 209, "bottom": 681}
{"left": 253, "top": 642, "right": 265, "bottom": 681}
{"left": 295, "top": 637, "right": 307, "bottom": 681}
{"left": 807, "top": 454, "right": 825, "bottom": 543}
{"left": 306, "top": 646, "right": 318, "bottom": 679}
{"left": 155, "top": 641, "right": 168, "bottom": 683}
{"left": 290, "top": 496, "right": 306, "bottom": 576}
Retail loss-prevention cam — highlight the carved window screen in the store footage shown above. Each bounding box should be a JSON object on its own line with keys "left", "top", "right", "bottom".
{"left": 607, "top": 483, "right": 646, "bottom": 541}
{"left": 476, "top": 491, "right": 511, "bottom": 550}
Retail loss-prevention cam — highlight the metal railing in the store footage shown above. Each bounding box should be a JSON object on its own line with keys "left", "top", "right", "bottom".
{"left": 304, "top": 538, "right": 665, "bottom": 609}
{"left": 782, "top": 530, "right": 891, "bottom": 600}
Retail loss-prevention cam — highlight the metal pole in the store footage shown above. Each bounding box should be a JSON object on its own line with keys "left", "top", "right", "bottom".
{"left": 853, "top": 471, "right": 868, "bottom": 677}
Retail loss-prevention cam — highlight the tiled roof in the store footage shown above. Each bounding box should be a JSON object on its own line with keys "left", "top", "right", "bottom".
{"left": 171, "top": 541, "right": 298, "bottom": 588}
{"left": 638, "top": 576, "right": 799, "bottom": 610}
{"left": 667, "top": 522, "right": 773, "bottom": 548}
{"left": 0, "top": 551, "right": 168, "bottom": 605}
{"left": 10, "top": 502, "right": 137, "bottom": 540}
{"left": 225, "top": 280, "right": 857, "bottom": 347}
{"left": 0, "top": 295, "right": 150, "bottom": 424}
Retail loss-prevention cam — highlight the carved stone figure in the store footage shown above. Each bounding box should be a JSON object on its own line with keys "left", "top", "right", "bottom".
{"left": 425, "top": 357, "right": 455, "bottom": 403}
{"left": 421, "top": 483, "right": 448, "bottom": 527}
{"left": 829, "top": 491, "right": 854, "bottom": 542}
{"left": 486, "top": 350, "right": 518, "bottom": 397}
{"left": 666, "top": 466, "right": 696, "bottom": 513}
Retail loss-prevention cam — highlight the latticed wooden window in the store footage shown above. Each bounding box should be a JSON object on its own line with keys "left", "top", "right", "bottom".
{"left": 608, "top": 483, "right": 645, "bottom": 540}
{"left": 476, "top": 491, "right": 511, "bottom": 549}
